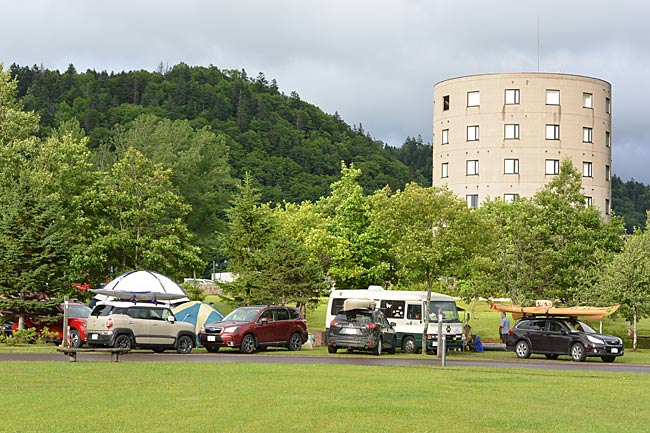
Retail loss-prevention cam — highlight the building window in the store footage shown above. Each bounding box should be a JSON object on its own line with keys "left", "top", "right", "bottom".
{"left": 605, "top": 131, "right": 611, "bottom": 147}
{"left": 504, "top": 159, "right": 519, "bottom": 174}
{"left": 546, "top": 89, "right": 560, "bottom": 105}
{"left": 605, "top": 165, "right": 610, "bottom": 181}
{"left": 442, "top": 129, "right": 449, "bottom": 145}
{"left": 605, "top": 97, "right": 610, "bottom": 114}
{"left": 583, "top": 127, "right": 593, "bottom": 143}
{"left": 505, "top": 89, "right": 520, "bottom": 105}
{"left": 585, "top": 196, "right": 593, "bottom": 207}
{"left": 441, "top": 162, "right": 449, "bottom": 178}
{"left": 467, "top": 125, "right": 479, "bottom": 141}
{"left": 466, "top": 194, "right": 479, "bottom": 208}
{"left": 503, "top": 194, "right": 519, "bottom": 203}
{"left": 467, "top": 91, "right": 480, "bottom": 107}
{"left": 545, "top": 124, "right": 560, "bottom": 140}
{"left": 583, "top": 161, "right": 593, "bottom": 177}
{"left": 443, "top": 95, "right": 450, "bottom": 111}
{"left": 583, "top": 92, "right": 593, "bottom": 109}
{"left": 545, "top": 159, "right": 560, "bottom": 175}
{"left": 504, "top": 124, "right": 519, "bottom": 140}
{"left": 605, "top": 199, "right": 611, "bottom": 215}
{"left": 466, "top": 160, "right": 479, "bottom": 176}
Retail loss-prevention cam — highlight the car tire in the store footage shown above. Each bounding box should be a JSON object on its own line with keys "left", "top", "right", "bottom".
{"left": 402, "top": 336, "right": 417, "bottom": 354}
{"left": 544, "top": 354, "right": 559, "bottom": 360}
{"left": 601, "top": 356, "right": 616, "bottom": 363}
{"left": 114, "top": 334, "right": 132, "bottom": 349}
{"left": 570, "top": 343, "right": 586, "bottom": 362}
{"left": 373, "top": 338, "right": 383, "bottom": 356}
{"left": 240, "top": 334, "right": 256, "bottom": 354}
{"left": 69, "top": 329, "right": 82, "bottom": 348}
{"left": 176, "top": 335, "right": 193, "bottom": 354}
{"left": 152, "top": 348, "right": 165, "bottom": 353}
{"left": 388, "top": 337, "right": 396, "bottom": 354}
{"left": 288, "top": 332, "right": 303, "bottom": 351}
{"left": 515, "top": 340, "right": 531, "bottom": 359}
{"left": 205, "top": 345, "right": 220, "bottom": 353}
{"left": 327, "top": 345, "right": 337, "bottom": 354}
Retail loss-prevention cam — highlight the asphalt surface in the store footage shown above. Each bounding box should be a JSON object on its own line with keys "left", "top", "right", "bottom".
{"left": 2, "top": 351, "right": 649, "bottom": 373}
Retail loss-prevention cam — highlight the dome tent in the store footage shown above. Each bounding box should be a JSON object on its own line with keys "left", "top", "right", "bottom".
{"left": 90, "top": 270, "right": 190, "bottom": 306}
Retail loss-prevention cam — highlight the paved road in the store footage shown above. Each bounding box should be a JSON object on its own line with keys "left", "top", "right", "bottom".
{"left": 2, "top": 351, "right": 649, "bottom": 373}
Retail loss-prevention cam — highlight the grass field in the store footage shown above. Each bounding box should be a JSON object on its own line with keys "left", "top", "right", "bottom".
{"left": 1, "top": 360, "right": 648, "bottom": 433}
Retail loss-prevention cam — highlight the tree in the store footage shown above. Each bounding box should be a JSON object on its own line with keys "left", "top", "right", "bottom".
{"left": 583, "top": 216, "right": 650, "bottom": 350}
{"left": 479, "top": 159, "right": 625, "bottom": 304}
{"left": 82, "top": 147, "right": 202, "bottom": 280}
{"left": 370, "top": 183, "right": 487, "bottom": 353}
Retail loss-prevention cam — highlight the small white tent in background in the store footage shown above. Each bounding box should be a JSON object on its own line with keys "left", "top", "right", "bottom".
{"left": 90, "top": 270, "right": 190, "bottom": 306}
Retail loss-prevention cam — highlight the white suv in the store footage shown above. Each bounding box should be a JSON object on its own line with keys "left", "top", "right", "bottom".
{"left": 86, "top": 302, "right": 195, "bottom": 354}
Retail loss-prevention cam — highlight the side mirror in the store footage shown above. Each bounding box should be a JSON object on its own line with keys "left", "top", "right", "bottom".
{"left": 390, "top": 322, "right": 397, "bottom": 327}
{"left": 167, "top": 315, "right": 175, "bottom": 323}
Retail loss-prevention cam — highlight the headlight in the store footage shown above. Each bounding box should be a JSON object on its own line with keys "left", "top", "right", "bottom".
{"left": 587, "top": 335, "right": 605, "bottom": 345}
{"left": 200, "top": 326, "right": 205, "bottom": 333}
{"left": 223, "top": 326, "right": 239, "bottom": 333}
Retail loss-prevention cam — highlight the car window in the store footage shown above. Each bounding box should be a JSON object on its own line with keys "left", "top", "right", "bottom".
{"left": 259, "top": 309, "right": 274, "bottom": 321}
{"left": 68, "top": 305, "right": 91, "bottom": 318}
{"left": 518, "top": 319, "right": 546, "bottom": 331}
{"left": 330, "top": 299, "right": 345, "bottom": 315}
{"left": 381, "top": 300, "right": 405, "bottom": 319}
{"left": 548, "top": 321, "right": 564, "bottom": 333}
{"left": 224, "top": 308, "right": 261, "bottom": 322}
{"left": 288, "top": 309, "right": 299, "bottom": 320}
{"left": 148, "top": 309, "right": 164, "bottom": 320}
{"left": 565, "top": 320, "right": 596, "bottom": 333}
{"left": 407, "top": 304, "right": 421, "bottom": 320}
{"left": 275, "top": 308, "right": 289, "bottom": 321}
{"left": 91, "top": 305, "right": 113, "bottom": 317}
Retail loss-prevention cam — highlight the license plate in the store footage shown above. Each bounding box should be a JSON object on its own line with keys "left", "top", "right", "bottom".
{"left": 341, "top": 328, "right": 357, "bottom": 335}
{"left": 91, "top": 334, "right": 98, "bottom": 340}
{"left": 611, "top": 348, "right": 618, "bottom": 354}
{"left": 207, "top": 335, "right": 216, "bottom": 342}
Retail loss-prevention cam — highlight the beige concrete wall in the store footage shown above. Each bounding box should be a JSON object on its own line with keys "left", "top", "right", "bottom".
{"left": 433, "top": 72, "right": 612, "bottom": 215}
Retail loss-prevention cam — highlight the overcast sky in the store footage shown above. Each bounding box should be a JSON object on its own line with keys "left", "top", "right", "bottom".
{"left": 2, "top": 0, "right": 649, "bottom": 183}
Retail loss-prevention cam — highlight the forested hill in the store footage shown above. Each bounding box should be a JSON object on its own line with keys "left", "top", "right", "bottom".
{"left": 9, "top": 62, "right": 432, "bottom": 203}
{"left": 612, "top": 175, "right": 650, "bottom": 232}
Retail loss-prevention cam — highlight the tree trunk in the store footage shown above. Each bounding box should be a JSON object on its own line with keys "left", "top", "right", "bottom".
{"left": 633, "top": 305, "right": 638, "bottom": 351}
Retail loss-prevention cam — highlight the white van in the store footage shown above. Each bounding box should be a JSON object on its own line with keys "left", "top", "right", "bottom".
{"left": 326, "top": 286, "right": 463, "bottom": 353}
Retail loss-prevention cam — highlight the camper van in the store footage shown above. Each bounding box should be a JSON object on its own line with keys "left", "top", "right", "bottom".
{"left": 326, "top": 286, "right": 463, "bottom": 353}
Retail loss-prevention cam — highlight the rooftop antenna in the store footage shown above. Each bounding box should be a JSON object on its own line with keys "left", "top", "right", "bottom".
{"left": 537, "top": 16, "right": 540, "bottom": 72}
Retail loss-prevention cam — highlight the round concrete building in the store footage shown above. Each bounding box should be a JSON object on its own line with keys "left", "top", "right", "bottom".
{"left": 433, "top": 72, "right": 612, "bottom": 216}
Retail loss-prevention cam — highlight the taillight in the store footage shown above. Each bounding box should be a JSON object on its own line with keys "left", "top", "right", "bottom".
{"left": 330, "top": 321, "right": 339, "bottom": 327}
{"left": 106, "top": 317, "right": 113, "bottom": 329}
{"left": 508, "top": 329, "right": 513, "bottom": 334}
{"left": 366, "top": 323, "right": 377, "bottom": 329}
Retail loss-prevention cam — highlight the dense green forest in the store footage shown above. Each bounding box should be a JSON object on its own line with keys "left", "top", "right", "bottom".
{"left": 6, "top": 62, "right": 648, "bottom": 232}
{"left": 8, "top": 63, "right": 431, "bottom": 204}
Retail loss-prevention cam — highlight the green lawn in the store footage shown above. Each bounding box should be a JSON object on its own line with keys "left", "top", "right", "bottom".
{"left": 1, "top": 361, "right": 648, "bottom": 433}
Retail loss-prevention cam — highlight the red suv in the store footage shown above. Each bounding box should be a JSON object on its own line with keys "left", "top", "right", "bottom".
{"left": 199, "top": 306, "right": 308, "bottom": 354}
{"left": 11, "top": 302, "right": 91, "bottom": 347}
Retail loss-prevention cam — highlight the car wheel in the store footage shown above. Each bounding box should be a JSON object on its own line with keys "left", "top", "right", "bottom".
{"left": 114, "top": 334, "right": 132, "bottom": 349}
{"left": 240, "top": 334, "right": 256, "bottom": 354}
{"left": 152, "top": 348, "right": 165, "bottom": 353}
{"left": 176, "top": 335, "right": 193, "bottom": 354}
{"left": 288, "top": 332, "right": 303, "bottom": 351}
{"left": 69, "top": 329, "right": 82, "bottom": 348}
{"left": 544, "top": 354, "right": 559, "bottom": 360}
{"left": 388, "top": 337, "right": 396, "bottom": 354}
{"left": 402, "top": 336, "right": 417, "bottom": 354}
{"left": 570, "top": 343, "right": 586, "bottom": 362}
{"left": 205, "top": 345, "right": 220, "bottom": 353}
{"left": 327, "top": 345, "right": 337, "bottom": 354}
{"left": 601, "top": 356, "right": 616, "bottom": 363}
{"left": 515, "top": 340, "right": 531, "bottom": 359}
{"left": 373, "top": 338, "right": 383, "bottom": 356}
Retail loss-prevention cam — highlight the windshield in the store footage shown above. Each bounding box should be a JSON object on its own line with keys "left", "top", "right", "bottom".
{"left": 223, "top": 308, "right": 261, "bottom": 322}
{"left": 68, "top": 305, "right": 91, "bottom": 318}
{"left": 428, "top": 301, "right": 459, "bottom": 321}
{"left": 564, "top": 320, "right": 597, "bottom": 333}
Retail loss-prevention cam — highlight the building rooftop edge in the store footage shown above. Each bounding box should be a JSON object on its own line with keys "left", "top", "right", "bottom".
{"left": 434, "top": 72, "right": 611, "bottom": 88}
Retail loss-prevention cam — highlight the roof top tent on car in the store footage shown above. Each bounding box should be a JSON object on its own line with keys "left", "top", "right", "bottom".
{"left": 326, "top": 286, "right": 464, "bottom": 353}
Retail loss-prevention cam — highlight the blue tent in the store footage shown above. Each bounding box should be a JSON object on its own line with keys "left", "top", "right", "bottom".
{"left": 172, "top": 301, "right": 225, "bottom": 343}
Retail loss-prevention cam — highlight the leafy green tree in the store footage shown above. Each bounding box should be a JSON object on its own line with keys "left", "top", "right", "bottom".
{"left": 581, "top": 216, "right": 650, "bottom": 350}
{"left": 82, "top": 147, "right": 202, "bottom": 280}
{"left": 479, "top": 159, "right": 625, "bottom": 304}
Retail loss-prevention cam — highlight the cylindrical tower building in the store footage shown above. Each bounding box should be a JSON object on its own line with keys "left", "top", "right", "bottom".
{"left": 433, "top": 72, "right": 612, "bottom": 215}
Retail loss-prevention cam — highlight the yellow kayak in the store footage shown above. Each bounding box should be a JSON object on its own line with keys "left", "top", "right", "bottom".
{"left": 489, "top": 302, "right": 619, "bottom": 320}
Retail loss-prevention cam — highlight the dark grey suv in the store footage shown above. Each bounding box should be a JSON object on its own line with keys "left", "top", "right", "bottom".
{"left": 506, "top": 317, "right": 624, "bottom": 362}
{"left": 328, "top": 308, "right": 397, "bottom": 356}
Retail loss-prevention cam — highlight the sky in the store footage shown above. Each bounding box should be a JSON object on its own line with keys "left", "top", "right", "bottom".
{"left": 2, "top": 0, "right": 649, "bottom": 183}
